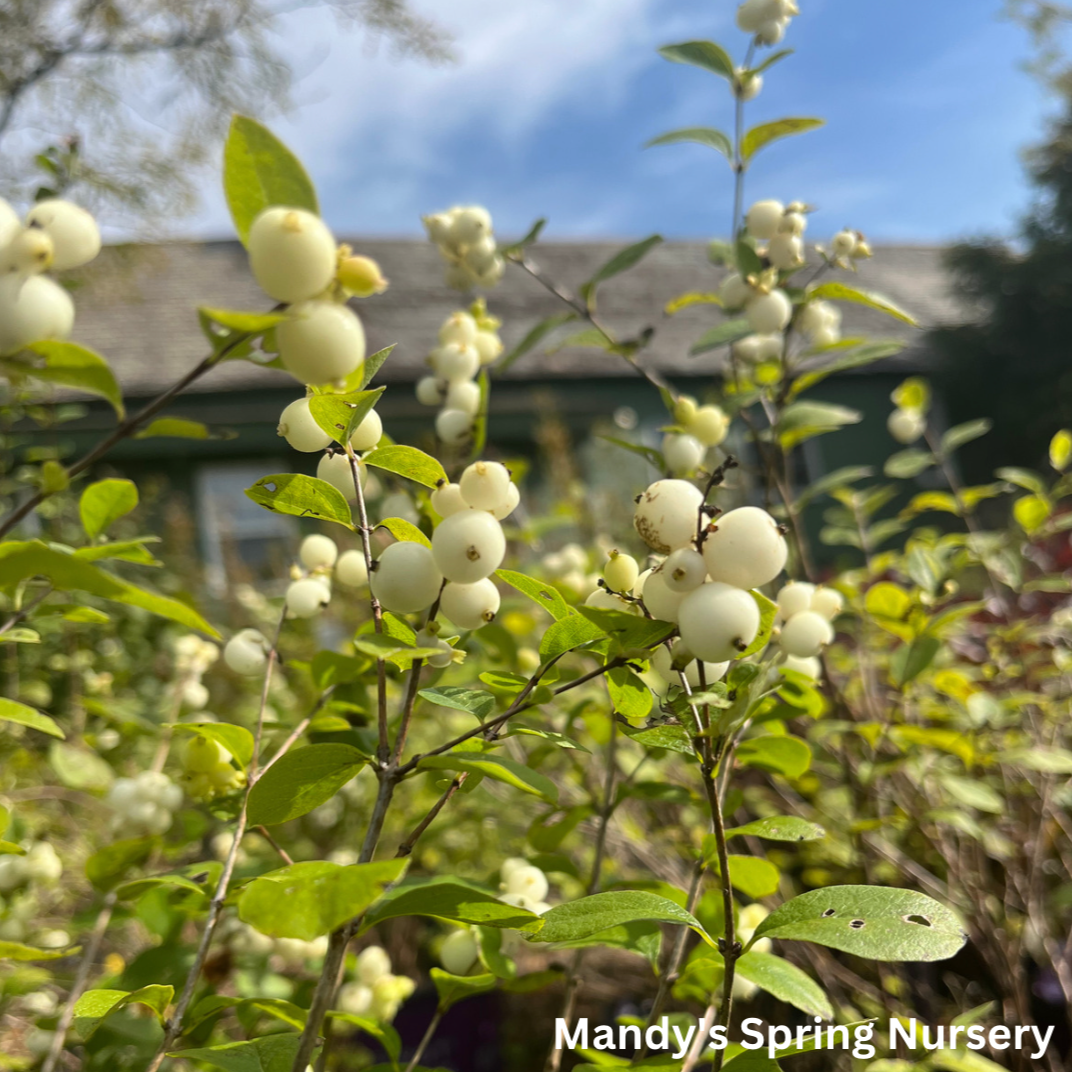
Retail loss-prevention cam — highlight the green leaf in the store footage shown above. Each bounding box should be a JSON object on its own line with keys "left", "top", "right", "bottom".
{"left": 497, "top": 313, "right": 577, "bottom": 373}
{"left": 357, "top": 344, "right": 396, "bottom": 389}
{"left": 419, "top": 752, "right": 558, "bottom": 803}
{"left": 0, "top": 697, "right": 64, "bottom": 738}
{"left": 580, "top": 236, "right": 663, "bottom": 305}
{"left": 377, "top": 516, "right": 432, "bottom": 549}
{"left": 740, "top": 590, "right": 777, "bottom": 658}
{"left": 996, "top": 466, "right": 1047, "bottom": 495}
{"left": 752, "top": 885, "right": 967, "bottom": 963}
{"left": 247, "top": 743, "right": 366, "bottom": 826}
{"left": 736, "top": 736, "right": 811, "bottom": 779}
{"left": 362, "top": 877, "right": 543, "bottom": 932}
{"left": 646, "top": 127, "right": 731, "bottom": 159}
{"left": 720, "top": 1022, "right": 877, "bottom": 1072}
{"left": 80, "top": 479, "right": 138, "bottom": 540}
{"left": 778, "top": 401, "right": 862, "bottom": 449}
{"left": 539, "top": 615, "right": 606, "bottom": 661}
{"left": 73, "top": 985, "right": 173, "bottom": 1040}
{"left": 808, "top": 281, "right": 917, "bottom": 326}
{"left": 734, "top": 951, "right": 832, "bottom": 1018}
{"left": 0, "top": 939, "right": 79, "bottom": 961}
{"left": 790, "top": 340, "right": 906, "bottom": 397}
{"left": 117, "top": 863, "right": 221, "bottom": 902}
{"left": 620, "top": 722, "right": 695, "bottom": 757}
{"left": 86, "top": 837, "right": 155, "bottom": 891}
{"left": 531, "top": 891, "right": 708, "bottom": 945}
{"left": 658, "top": 40, "right": 735, "bottom": 79}
{"left": 134, "top": 417, "right": 214, "bottom": 440}
{"left": 74, "top": 537, "right": 161, "bottom": 565}
{"left": 188, "top": 996, "right": 307, "bottom": 1033}
{"left": 49, "top": 741, "right": 113, "bottom": 790}
{"left": 498, "top": 217, "right": 547, "bottom": 257}
{"left": 245, "top": 473, "right": 353, "bottom": 528}
{"left": 1002, "top": 747, "right": 1072, "bottom": 774}
{"left": 939, "top": 775, "right": 1003, "bottom": 814}
{"left": 224, "top": 115, "right": 319, "bottom": 246}
{"left": 495, "top": 570, "right": 573, "bottom": 621}
{"left": 199, "top": 308, "right": 286, "bottom": 335}
{"left": 1013, "top": 494, "right": 1050, "bottom": 533}
{"left": 689, "top": 318, "right": 752, "bottom": 356}
{"left": 598, "top": 435, "right": 665, "bottom": 470}
{"left": 363, "top": 444, "right": 447, "bottom": 488}
{"left": 575, "top": 607, "right": 674, "bottom": 652}
{"left": 941, "top": 418, "right": 991, "bottom": 455}
{"left": 741, "top": 117, "right": 825, "bottom": 162}
{"left": 169, "top": 1034, "right": 308, "bottom": 1072}
{"left": 725, "top": 816, "right": 825, "bottom": 842}
{"left": 309, "top": 388, "right": 385, "bottom": 446}
{"left": 467, "top": 368, "right": 491, "bottom": 463}
{"left": 170, "top": 722, "right": 254, "bottom": 770}
{"left": 419, "top": 687, "right": 496, "bottom": 720}
{"left": 431, "top": 968, "right": 497, "bottom": 1012}
{"left": 884, "top": 449, "right": 934, "bottom": 479}
{"left": 892, "top": 635, "right": 940, "bottom": 687}
{"left": 238, "top": 859, "right": 406, "bottom": 941}
{"left": 18, "top": 341, "right": 124, "bottom": 417}
{"left": 664, "top": 291, "right": 723, "bottom": 315}
{"left": 607, "top": 666, "right": 652, "bottom": 720}
{"left": 0, "top": 541, "right": 217, "bottom": 634}
{"left": 724, "top": 855, "right": 780, "bottom": 898}
{"left": 750, "top": 48, "right": 794, "bottom": 75}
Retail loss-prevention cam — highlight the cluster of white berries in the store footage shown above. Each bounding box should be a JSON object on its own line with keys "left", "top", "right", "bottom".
{"left": 422, "top": 206, "right": 504, "bottom": 291}
{"left": 632, "top": 482, "right": 788, "bottom": 663}
{"left": 736, "top": 0, "right": 799, "bottom": 46}
{"left": 247, "top": 206, "right": 386, "bottom": 386}
{"left": 106, "top": 771, "right": 183, "bottom": 837}
{"left": 335, "top": 946, "right": 415, "bottom": 1023}
{"left": 663, "top": 396, "right": 731, "bottom": 476}
{"left": 541, "top": 543, "right": 600, "bottom": 598}
{"left": 173, "top": 633, "right": 219, "bottom": 712}
{"left": 415, "top": 305, "right": 503, "bottom": 445}
{"left": 372, "top": 462, "right": 517, "bottom": 637}
{"left": 230, "top": 921, "right": 329, "bottom": 965}
{"left": 0, "top": 841, "right": 62, "bottom": 894}
{"left": 798, "top": 299, "right": 842, "bottom": 350}
{"left": 177, "top": 735, "right": 246, "bottom": 803}
{"left": 0, "top": 198, "right": 101, "bottom": 356}
{"left": 498, "top": 857, "right": 552, "bottom": 915}
{"left": 828, "top": 227, "right": 872, "bottom": 270}
{"left": 774, "top": 581, "right": 842, "bottom": 675}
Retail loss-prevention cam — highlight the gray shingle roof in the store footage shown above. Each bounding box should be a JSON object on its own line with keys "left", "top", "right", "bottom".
{"left": 69, "top": 240, "right": 964, "bottom": 398}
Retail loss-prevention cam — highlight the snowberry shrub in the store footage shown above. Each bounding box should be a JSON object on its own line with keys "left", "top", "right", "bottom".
{"left": 0, "top": 15, "right": 1064, "bottom": 1072}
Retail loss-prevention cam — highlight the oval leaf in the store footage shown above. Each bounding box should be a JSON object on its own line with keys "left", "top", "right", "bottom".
{"left": 80, "top": 479, "right": 138, "bottom": 540}
{"left": 741, "top": 117, "right": 825, "bottom": 162}
{"left": 247, "top": 743, "right": 367, "bottom": 826}
{"left": 0, "top": 698, "right": 64, "bottom": 739}
{"left": 245, "top": 473, "right": 353, "bottom": 528}
{"left": 530, "top": 891, "right": 708, "bottom": 945}
{"left": 419, "top": 752, "right": 558, "bottom": 803}
{"left": 363, "top": 445, "right": 447, "bottom": 489}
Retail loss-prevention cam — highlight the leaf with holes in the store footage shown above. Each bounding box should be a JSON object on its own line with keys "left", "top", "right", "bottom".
{"left": 495, "top": 569, "right": 572, "bottom": 621}
{"left": 752, "top": 885, "right": 967, "bottom": 962}
{"left": 247, "top": 744, "right": 367, "bottom": 826}
{"left": 363, "top": 445, "right": 447, "bottom": 488}
{"left": 309, "top": 387, "right": 385, "bottom": 446}
{"left": 245, "top": 473, "right": 353, "bottom": 528}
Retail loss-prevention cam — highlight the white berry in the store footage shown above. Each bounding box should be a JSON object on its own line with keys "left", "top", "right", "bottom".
{"left": 439, "top": 311, "right": 478, "bottom": 347}
{"left": 662, "top": 548, "right": 707, "bottom": 593}
{"left": 278, "top": 398, "right": 331, "bottom": 452}
{"left": 224, "top": 629, "right": 270, "bottom": 675}
{"left": 300, "top": 533, "right": 338, "bottom": 570}
{"left": 248, "top": 207, "right": 337, "bottom": 304}
{"left": 746, "top": 199, "right": 785, "bottom": 240}
{"left": 678, "top": 582, "right": 761, "bottom": 662}
{"left": 446, "top": 380, "right": 481, "bottom": 416}
{"left": 633, "top": 479, "right": 703, "bottom": 554}
{"left": 440, "top": 929, "right": 479, "bottom": 976}
{"left": 349, "top": 408, "right": 383, "bottom": 452}
{"left": 0, "top": 198, "right": 20, "bottom": 249}
{"left": 449, "top": 206, "right": 493, "bottom": 248}
{"left": 746, "top": 290, "right": 792, "bottom": 335}
{"left": 888, "top": 408, "right": 925, "bottom": 444}
{"left": 372, "top": 541, "right": 443, "bottom": 614}
{"left": 24, "top": 200, "right": 101, "bottom": 270}
{"left": 415, "top": 629, "right": 454, "bottom": 668}
{"left": 703, "top": 506, "right": 787, "bottom": 590}
{"left": 286, "top": 577, "right": 331, "bottom": 618}
{"left": 440, "top": 578, "right": 501, "bottom": 630}
{"left": 690, "top": 405, "right": 729, "bottom": 447}
{"left": 650, "top": 640, "right": 728, "bottom": 689}
{"left": 777, "top": 581, "right": 815, "bottom": 619}
{"left": 720, "top": 272, "right": 751, "bottom": 309}
{"left": 663, "top": 433, "right": 705, "bottom": 476}
{"left": 779, "top": 610, "right": 834, "bottom": 657}
{"left": 336, "top": 549, "right": 369, "bottom": 588}
{"left": 431, "top": 482, "right": 467, "bottom": 518}
{"left": 767, "top": 232, "right": 804, "bottom": 271}
{"left": 416, "top": 376, "right": 444, "bottom": 407}
{"left": 431, "top": 343, "right": 480, "bottom": 383}
{"left": 810, "top": 586, "right": 844, "bottom": 620}
{"left": 459, "top": 461, "right": 512, "bottom": 512}
{"left": 473, "top": 331, "right": 503, "bottom": 365}
{"left": 436, "top": 408, "right": 473, "bottom": 445}
{"left": 783, "top": 654, "right": 821, "bottom": 679}
{"left": 432, "top": 509, "right": 506, "bottom": 584}
{"left": 640, "top": 568, "right": 686, "bottom": 623}
{"left": 278, "top": 301, "right": 366, "bottom": 385}
{"left": 489, "top": 481, "right": 520, "bottom": 521}
{"left": 0, "top": 274, "right": 74, "bottom": 355}
{"left": 317, "top": 452, "right": 364, "bottom": 502}
{"left": 603, "top": 551, "right": 639, "bottom": 594}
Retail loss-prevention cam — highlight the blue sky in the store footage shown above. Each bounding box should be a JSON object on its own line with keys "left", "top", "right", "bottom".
{"left": 191, "top": 0, "right": 1052, "bottom": 246}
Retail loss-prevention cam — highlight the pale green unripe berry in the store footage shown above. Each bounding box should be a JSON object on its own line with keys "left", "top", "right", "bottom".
{"left": 464, "top": 236, "right": 500, "bottom": 277}
{"left": 446, "top": 380, "right": 481, "bottom": 416}
{"left": 371, "top": 541, "right": 443, "bottom": 614}
{"left": 278, "top": 301, "right": 366, "bottom": 386}
{"left": 586, "top": 588, "right": 635, "bottom": 612}
{"left": 0, "top": 274, "right": 74, "bottom": 355}
{"left": 25, "top": 200, "right": 101, "bottom": 270}
{"left": 286, "top": 577, "right": 331, "bottom": 618}
{"left": 810, "top": 323, "right": 841, "bottom": 349}
{"left": 603, "top": 551, "right": 639, "bottom": 593}
{"left": 767, "top": 232, "right": 804, "bottom": 271}
{"left": 357, "top": 945, "right": 392, "bottom": 985}
{"left": 703, "top": 506, "right": 787, "bottom": 590}
{"left": 432, "top": 509, "right": 506, "bottom": 583}
{"left": 184, "top": 735, "right": 229, "bottom": 774}
{"left": 349, "top": 408, "right": 382, "bottom": 452}
{"left": 719, "top": 272, "right": 751, "bottom": 310}
{"left": 678, "top": 581, "right": 761, "bottom": 662}
{"left": 431, "top": 482, "right": 468, "bottom": 518}
{"left": 779, "top": 210, "right": 807, "bottom": 237}
{"left": 663, "top": 432, "right": 705, "bottom": 476}
{"left": 431, "top": 342, "right": 480, "bottom": 383}
{"left": 300, "top": 533, "right": 338, "bottom": 570}
{"left": 662, "top": 547, "right": 707, "bottom": 593}
{"left": 444, "top": 262, "right": 477, "bottom": 292}
{"left": 248, "top": 207, "right": 337, "bottom": 303}
{"left": 449, "top": 206, "right": 493, "bottom": 248}
{"left": 459, "top": 460, "right": 512, "bottom": 512}
{"left": 733, "top": 333, "right": 783, "bottom": 363}
{"left": 422, "top": 213, "right": 453, "bottom": 245}
{"left": 888, "top": 408, "right": 925, "bottom": 444}
{"left": 335, "top": 549, "right": 369, "bottom": 588}
{"left": 779, "top": 610, "right": 834, "bottom": 658}
{"left": 440, "top": 929, "right": 480, "bottom": 976}
{"left": 439, "top": 311, "right": 479, "bottom": 347}
{"left": 489, "top": 481, "right": 520, "bottom": 520}
{"left": 831, "top": 229, "right": 857, "bottom": 259}
{"left": 2, "top": 228, "right": 54, "bottom": 274}
{"left": 783, "top": 654, "right": 821, "bottom": 679}
{"left": 474, "top": 253, "right": 505, "bottom": 288}
{"left": 440, "top": 578, "right": 500, "bottom": 630}
{"left": 776, "top": 581, "right": 815, "bottom": 619}
{"left": 810, "top": 586, "right": 844, "bottom": 620}
{"left": 737, "top": 71, "right": 762, "bottom": 101}
{"left": 641, "top": 568, "right": 686, "bottom": 623}
{"left": 416, "top": 376, "right": 444, "bottom": 406}
{"left": 224, "top": 628, "right": 270, "bottom": 675}
{"left": 651, "top": 640, "right": 728, "bottom": 688}
{"left": 746, "top": 199, "right": 785, "bottom": 241}
{"left": 436, "top": 408, "right": 473, "bottom": 445}
{"left": 634, "top": 478, "right": 703, "bottom": 554}
{"left": 673, "top": 395, "right": 699, "bottom": 426}
{"left": 0, "top": 198, "right": 19, "bottom": 249}
{"left": 416, "top": 628, "right": 454, "bottom": 668}
{"left": 800, "top": 300, "right": 839, "bottom": 337}
{"left": 317, "top": 452, "right": 365, "bottom": 502}
{"left": 278, "top": 398, "right": 332, "bottom": 452}
{"left": 746, "top": 290, "right": 792, "bottom": 334}
{"left": 690, "top": 405, "right": 729, "bottom": 447}
{"left": 337, "top": 255, "right": 388, "bottom": 298}
{"left": 473, "top": 330, "right": 503, "bottom": 365}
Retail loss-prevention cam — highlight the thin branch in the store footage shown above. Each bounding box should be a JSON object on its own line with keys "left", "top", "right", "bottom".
{"left": 396, "top": 773, "right": 468, "bottom": 858}
{"left": 404, "top": 1010, "right": 443, "bottom": 1072}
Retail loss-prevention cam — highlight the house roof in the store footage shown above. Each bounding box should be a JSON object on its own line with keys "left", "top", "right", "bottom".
{"left": 69, "top": 239, "right": 966, "bottom": 399}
